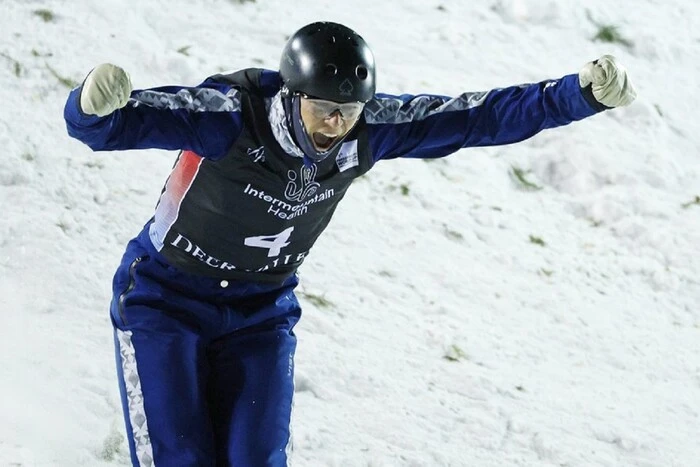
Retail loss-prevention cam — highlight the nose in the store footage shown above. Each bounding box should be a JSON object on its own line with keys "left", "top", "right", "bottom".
{"left": 325, "top": 111, "right": 343, "bottom": 127}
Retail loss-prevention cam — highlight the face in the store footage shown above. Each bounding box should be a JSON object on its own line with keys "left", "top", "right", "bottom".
{"left": 299, "top": 97, "right": 364, "bottom": 152}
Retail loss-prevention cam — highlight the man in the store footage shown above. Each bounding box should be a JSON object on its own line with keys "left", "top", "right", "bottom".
{"left": 64, "top": 21, "right": 635, "bottom": 467}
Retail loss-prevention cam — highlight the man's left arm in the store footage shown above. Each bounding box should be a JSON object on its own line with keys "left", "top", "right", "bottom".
{"left": 367, "top": 55, "right": 636, "bottom": 161}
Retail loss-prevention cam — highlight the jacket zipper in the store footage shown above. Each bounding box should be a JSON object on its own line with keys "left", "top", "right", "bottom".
{"left": 117, "top": 256, "right": 145, "bottom": 326}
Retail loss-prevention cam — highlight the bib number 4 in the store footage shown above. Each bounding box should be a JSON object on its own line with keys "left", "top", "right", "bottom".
{"left": 244, "top": 227, "right": 294, "bottom": 257}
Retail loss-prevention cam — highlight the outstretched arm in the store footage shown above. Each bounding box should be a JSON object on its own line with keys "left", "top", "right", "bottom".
{"left": 64, "top": 64, "right": 244, "bottom": 160}
{"left": 367, "top": 55, "right": 636, "bottom": 161}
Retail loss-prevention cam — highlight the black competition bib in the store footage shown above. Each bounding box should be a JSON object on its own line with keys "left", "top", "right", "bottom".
{"left": 156, "top": 69, "right": 374, "bottom": 282}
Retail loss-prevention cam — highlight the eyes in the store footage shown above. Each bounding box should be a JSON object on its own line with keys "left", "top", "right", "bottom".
{"left": 303, "top": 97, "right": 365, "bottom": 121}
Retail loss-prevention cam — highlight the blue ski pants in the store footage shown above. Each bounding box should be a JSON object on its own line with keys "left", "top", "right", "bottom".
{"left": 110, "top": 231, "right": 301, "bottom": 466}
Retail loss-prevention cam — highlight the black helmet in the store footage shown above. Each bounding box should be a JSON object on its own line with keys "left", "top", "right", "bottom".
{"left": 280, "top": 22, "right": 376, "bottom": 103}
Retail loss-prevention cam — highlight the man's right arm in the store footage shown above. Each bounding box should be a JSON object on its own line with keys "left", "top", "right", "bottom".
{"left": 64, "top": 64, "right": 244, "bottom": 160}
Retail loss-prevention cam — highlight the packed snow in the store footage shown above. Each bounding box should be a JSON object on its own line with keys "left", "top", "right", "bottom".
{"left": 1, "top": 0, "right": 698, "bottom": 465}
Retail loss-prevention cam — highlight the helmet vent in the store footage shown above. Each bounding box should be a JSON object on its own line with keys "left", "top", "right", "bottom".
{"left": 324, "top": 64, "right": 338, "bottom": 77}
{"left": 280, "top": 22, "right": 376, "bottom": 102}
{"left": 356, "top": 65, "right": 368, "bottom": 80}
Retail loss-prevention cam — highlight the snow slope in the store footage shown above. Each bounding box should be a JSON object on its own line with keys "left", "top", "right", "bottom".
{"left": 0, "top": 0, "right": 698, "bottom": 465}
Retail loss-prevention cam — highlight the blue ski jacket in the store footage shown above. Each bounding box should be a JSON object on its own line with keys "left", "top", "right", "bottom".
{"left": 64, "top": 68, "right": 602, "bottom": 283}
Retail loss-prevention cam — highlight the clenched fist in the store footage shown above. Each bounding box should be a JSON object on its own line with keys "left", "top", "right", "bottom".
{"left": 579, "top": 55, "right": 636, "bottom": 108}
{"left": 80, "top": 63, "right": 133, "bottom": 117}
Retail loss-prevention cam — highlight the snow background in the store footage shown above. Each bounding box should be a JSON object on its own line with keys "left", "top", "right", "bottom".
{"left": 1, "top": 0, "right": 699, "bottom": 465}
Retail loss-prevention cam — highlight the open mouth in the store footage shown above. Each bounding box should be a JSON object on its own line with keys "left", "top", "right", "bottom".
{"left": 312, "top": 132, "right": 337, "bottom": 151}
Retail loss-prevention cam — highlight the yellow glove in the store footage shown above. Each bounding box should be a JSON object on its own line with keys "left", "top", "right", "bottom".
{"left": 80, "top": 63, "right": 133, "bottom": 117}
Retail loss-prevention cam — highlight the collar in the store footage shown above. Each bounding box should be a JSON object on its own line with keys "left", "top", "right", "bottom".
{"left": 266, "top": 91, "right": 305, "bottom": 159}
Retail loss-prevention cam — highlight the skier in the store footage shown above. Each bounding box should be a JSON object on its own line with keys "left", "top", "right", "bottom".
{"left": 64, "top": 21, "right": 636, "bottom": 467}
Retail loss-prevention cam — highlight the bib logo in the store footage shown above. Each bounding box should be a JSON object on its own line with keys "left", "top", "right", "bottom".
{"left": 242, "top": 163, "right": 335, "bottom": 220}
{"left": 336, "top": 140, "right": 359, "bottom": 172}
{"left": 247, "top": 146, "right": 266, "bottom": 163}
{"left": 285, "top": 164, "right": 320, "bottom": 202}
